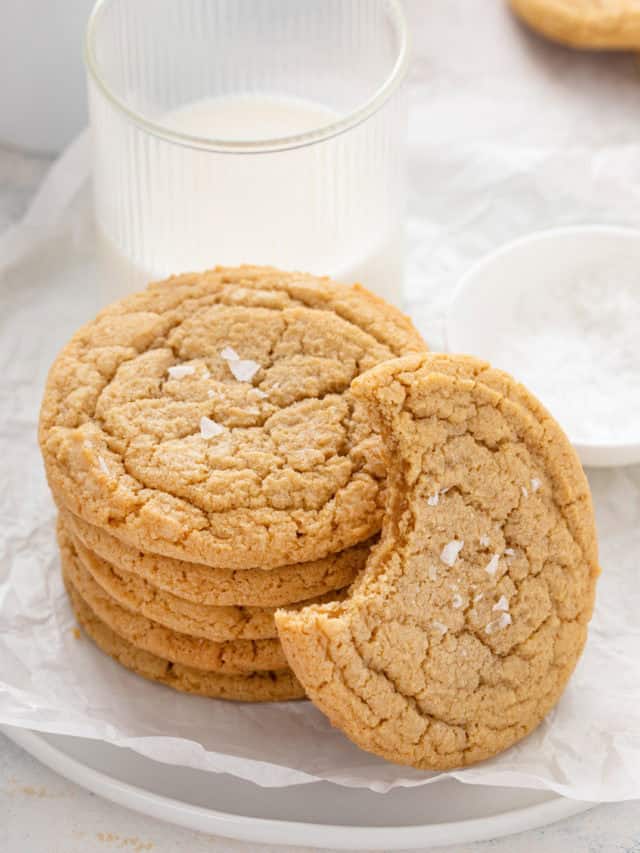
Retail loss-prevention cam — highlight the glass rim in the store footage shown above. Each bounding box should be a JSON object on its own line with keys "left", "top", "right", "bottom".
{"left": 84, "top": 0, "right": 410, "bottom": 155}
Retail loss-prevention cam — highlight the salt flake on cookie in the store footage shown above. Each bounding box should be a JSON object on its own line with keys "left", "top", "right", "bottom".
{"left": 220, "top": 345, "right": 261, "bottom": 382}
{"left": 167, "top": 364, "right": 195, "bottom": 379}
{"left": 484, "top": 553, "right": 500, "bottom": 577}
{"left": 228, "top": 359, "right": 260, "bottom": 382}
{"left": 440, "top": 540, "right": 464, "bottom": 567}
{"left": 199, "top": 416, "right": 226, "bottom": 439}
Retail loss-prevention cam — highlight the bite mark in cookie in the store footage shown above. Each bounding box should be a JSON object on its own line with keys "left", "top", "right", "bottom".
{"left": 276, "top": 354, "right": 599, "bottom": 770}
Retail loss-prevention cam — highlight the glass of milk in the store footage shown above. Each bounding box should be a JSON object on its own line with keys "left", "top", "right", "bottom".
{"left": 85, "top": 0, "right": 409, "bottom": 305}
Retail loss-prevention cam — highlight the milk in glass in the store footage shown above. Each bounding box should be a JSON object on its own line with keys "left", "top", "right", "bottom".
{"left": 95, "top": 94, "right": 404, "bottom": 304}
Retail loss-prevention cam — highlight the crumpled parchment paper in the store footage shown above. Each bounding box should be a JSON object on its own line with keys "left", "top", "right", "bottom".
{"left": 1, "top": 0, "right": 639, "bottom": 800}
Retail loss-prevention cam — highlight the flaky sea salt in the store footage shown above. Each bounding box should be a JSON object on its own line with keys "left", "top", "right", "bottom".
{"left": 97, "top": 455, "right": 109, "bottom": 476}
{"left": 429, "top": 487, "right": 451, "bottom": 506}
{"left": 487, "top": 265, "right": 640, "bottom": 444}
{"left": 228, "top": 359, "right": 260, "bottom": 382}
{"left": 493, "top": 595, "right": 509, "bottom": 612}
{"left": 452, "top": 593, "right": 464, "bottom": 609}
{"left": 485, "top": 612, "right": 512, "bottom": 634}
{"left": 220, "top": 345, "right": 261, "bottom": 382}
{"left": 531, "top": 477, "right": 541, "bottom": 492}
{"left": 504, "top": 547, "right": 515, "bottom": 556}
{"left": 199, "top": 416, "right": 225, "bottom": 439}
{"left": 432, "top": 621, "right": 448, "bottom": 636}
{"left": 521, "top": 486, "right": 528, "bottom": 498}
{"left": 474, "top": 592, "right": 484, "bottom": 604}
{"left": 484, "top": 553, "right": 500, "bottom": 577}
{"left": 440, "top": 540, "right": 464, "bottom": 566}
{"left": 253, "top": 388, "right": 268, "bottom": 399}
{"left": 168, "top": 364, "right": 195, "bottom": 379}
{"left": 220, "top": 346, "right": 240, "bottom": 362}
{"left": 479, "top": 534, "right": 490, "bottom": 547}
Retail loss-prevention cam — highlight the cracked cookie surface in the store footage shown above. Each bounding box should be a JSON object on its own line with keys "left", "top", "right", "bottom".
{"left": 61, "top": 509, "right": 371, "bottom": 607}
{"left": 66, "top": 580, "right": 305, "bottom": 701}
{"left": 509, "top": 0, "right": 640, "bottom": 49}
{"left": 60, "top": 517, "right": 346, "bottom": 641}
{"left": 40, "top": 266, "right": 425, "bottom": 569}
{"left": 60, "top": 531, "right": 288, "bottom": 673}
{"left": 276, "top": 353, "right": 599, "bottom": 770}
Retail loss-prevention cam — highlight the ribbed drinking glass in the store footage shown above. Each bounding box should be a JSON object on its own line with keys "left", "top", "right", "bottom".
{"left": 86, "top": 0, "right": 409, "bottom": 304}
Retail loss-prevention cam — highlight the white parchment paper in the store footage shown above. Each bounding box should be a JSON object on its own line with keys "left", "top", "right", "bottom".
{"left": 1, "top": 1, "right": 640, "bottom": 800}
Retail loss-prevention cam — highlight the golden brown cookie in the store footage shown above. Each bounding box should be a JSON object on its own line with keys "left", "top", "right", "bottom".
{"left": 60, "top": 518, "right": 346, "bottom": 641}
{"left": 509, "top": 0, "right": 640, "bottom": 50}
{"left": 67, "top": 579, "right": 305, "bottom": 702}
{"left": 61, "top": 509, "right": 371, "bottom": 608}
{"left": 40, "top": 266, "right": 425, "bottom": 569}
{"left": 61, "top": 533, "right": 288, "bottom": 673}
{"left": 276, "top": 353, "right": 599, "bottom": 770}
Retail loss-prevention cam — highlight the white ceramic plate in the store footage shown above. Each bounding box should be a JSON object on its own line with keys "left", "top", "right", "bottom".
{"left": 446, "top": 225, "right": 640, "bottom": 468}
{"left": 3, "top": 726, "right": 593, "bottom": 849}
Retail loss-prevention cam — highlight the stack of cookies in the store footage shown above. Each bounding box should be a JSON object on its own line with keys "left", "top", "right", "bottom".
{"left": 39, "top": 266, "right": 426, "bottom": 702}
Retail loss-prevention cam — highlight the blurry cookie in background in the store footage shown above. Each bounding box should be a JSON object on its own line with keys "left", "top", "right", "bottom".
{"left": 509, "top": 0, "right": 640, "bottom": 50}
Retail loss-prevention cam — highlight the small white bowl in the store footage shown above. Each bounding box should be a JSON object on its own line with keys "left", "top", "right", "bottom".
{"left": 446, "top": 226, "right": 640, "bottom": 468}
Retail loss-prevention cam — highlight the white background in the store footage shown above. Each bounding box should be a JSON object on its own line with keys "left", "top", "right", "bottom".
{"left": 2, "top": 0, "right": 640, "bottom": 849}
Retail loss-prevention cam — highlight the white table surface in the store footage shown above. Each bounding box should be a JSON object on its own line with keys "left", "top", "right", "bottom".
{"left": 3, "top": 1, "right": 640, "bottom": 848}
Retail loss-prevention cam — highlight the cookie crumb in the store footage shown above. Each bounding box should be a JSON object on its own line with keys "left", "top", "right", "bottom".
{"left": 484, "top": 554, "right": 500, "bottom": 577}
{"left": 199, "top": 416, "right": 225, "bottom": 439}
{"left": 493, "top": 595, "right": 509, "bottom": 612}
{"left": 167, "top": 364, "right": 195, "bottom": 379}
{"left": 96, "top": 833, "right": 154, "bottom": 851}
{"left": 440, "top": 540, "right": 464, "bottom": 567}
{"left": 428, "top": 565, "right": 438, "bottom": 581}
{"left": 72, "top": 627, "right": 81, "bottom": 640}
